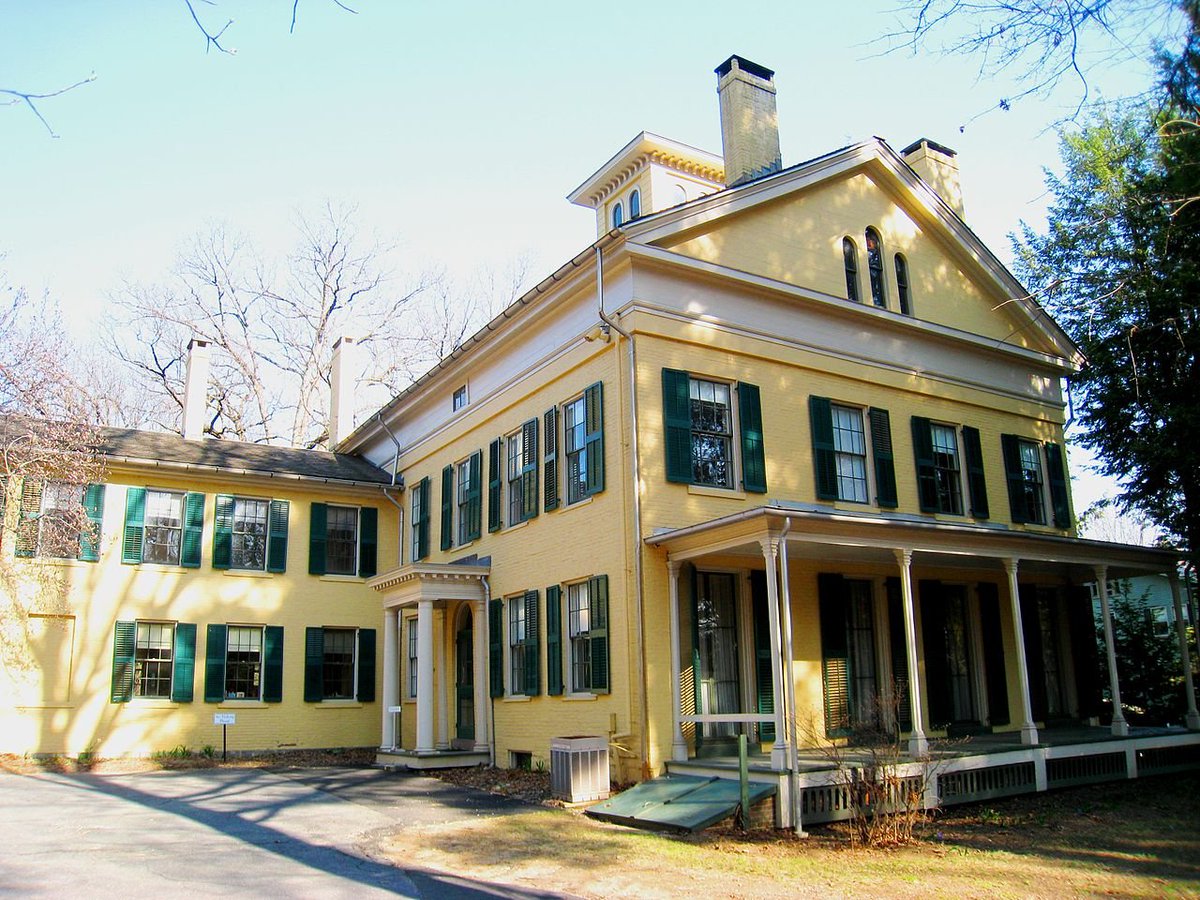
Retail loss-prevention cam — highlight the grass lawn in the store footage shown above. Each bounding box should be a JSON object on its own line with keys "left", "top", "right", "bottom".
{"left": 381, "top": 772, "right": 1200, "bottom": 899}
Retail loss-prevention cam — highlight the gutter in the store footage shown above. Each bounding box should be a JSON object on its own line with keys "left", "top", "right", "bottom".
{"left": 102, "top": 453, "right": 394, "bottom": 491}
{"left": 594, "top": 244, "right": 651, "bottom": 777}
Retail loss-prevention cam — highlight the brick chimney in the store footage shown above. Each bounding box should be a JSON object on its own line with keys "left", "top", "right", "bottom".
{"left": 181, "top": 338, "right": 211, "bottom": 441}
{"left": 901, "top": 138, "right": 965, "bottom": 217}
{"left": 328, "top": 336, "right": 360, "bottom": 448}
{"left": 716, "top": 55, "right": 782, "bottom": 188}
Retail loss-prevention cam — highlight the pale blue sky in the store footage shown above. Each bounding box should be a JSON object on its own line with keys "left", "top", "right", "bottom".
{"left": 1, "top": 1, "right": 1162, "bottom": 511}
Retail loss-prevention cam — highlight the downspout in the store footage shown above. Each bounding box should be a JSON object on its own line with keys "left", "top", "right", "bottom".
{"left": 376, "top": 412, "right": 402, "bottom": 486}
{"left": 482, "top": 575, "right": 496, "bottom": 767}
{"left": 595, "top": 244, "right": 651, "bottom": 777}
{"left": 777, "top": 518, "right": 804, "bottom": 835}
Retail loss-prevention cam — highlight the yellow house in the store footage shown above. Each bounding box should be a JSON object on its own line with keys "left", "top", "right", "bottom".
{"left": 4, "top": 55, "right": 1196, "bottom": 830}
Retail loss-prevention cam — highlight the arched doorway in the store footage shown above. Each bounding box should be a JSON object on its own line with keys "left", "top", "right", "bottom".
{"left": 455, "top": 606, "right": 474, "bottom": 745}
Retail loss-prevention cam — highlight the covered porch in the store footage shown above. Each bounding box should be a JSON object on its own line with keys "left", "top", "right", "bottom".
{"left": 646, "top": 503, "right": 1200, "bottom": 829}
{"left": 368, "top": 563, "right": 493, "bottom": 770}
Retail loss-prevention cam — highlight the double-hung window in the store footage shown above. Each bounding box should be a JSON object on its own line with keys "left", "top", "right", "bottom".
{"left": 214, "top": 496, "right": 289, "bottom": 572}
{"left": 309, "top": 503, "right": 378, "bottom": 576}
{"left": 567, "top": 581, "right": 591, "bottom": 691}
{"left": 810, "top": 397, "right": 898, "bottom": 507}
{"left": 407, "top": 617, "right": 418, "bottom": 698}
{"left": 1015, "top": 440, "right": 1045, "bottom": 524}
{"left": 135, "top": 621, "right": 175, "bottom": 699}
{"left": 914, "top": 418, "right": 989, "bottom": 518}
{"left": 443, "top": 452, "right": 482, "bottom": 548}
{"left": 303, "top": 626, "right": 376, "bottom": 702}
{"left": 563, "top": 395, "right": 588, "bottom": 504}
{"left": 224, "top": 625, "right": 263, "bottom": 700}
{"left": 111, "top": 619, "right": 197, "bottom": 703}
{"left": 37, "top": 482, "right": 84, "bottom": 558}
{"left": 325, "top": 505, "right": 358, "bottom": 574}
{"left": 505, "top": 590, "right": 539, "bottom": 696}
{"left": 144, "top": 491, "right": 183, "bottom": 563}
{"left": 929, "top": 424, "right": 963, "bottom": 514}
{"left": 122, "top": 488, "right": 204, "bottom": 567}
{"left": 831, "top": 404, "right": 869, "bottom": 503}
{"left": 663, "top": 370, "right": 766, "bottom": 493}
{"left": 203, "top": 623, "right": 284, "bottom": 703}
{"left": 1000, "top": 434, "right": 1071, "bottom": 528}
{"left": 15, "top": 480, "right": 105, "bottom": 561}
{"left": 230, "top": 498, "right": 269, "bottom": 569}
{"left": 506, "top": 420, "right": 538, "bottom": 526}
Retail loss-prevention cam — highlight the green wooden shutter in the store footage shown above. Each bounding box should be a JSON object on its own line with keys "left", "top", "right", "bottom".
{"left": 440, "top": 465, "right": 454, "bottom": 551}
{"left": 976, "top": 583, "right": 1009, "bottom": 726}
{"left": 267, "top": 499, "right": 289, "bottom": 573}
{"left": 1000, "top": 434, "right": 1029, "bottom": 524}
{"left": 172, "top": 623, "right": 196, "bottom": 703}
{"left": 1019, "top": 585, "right": 1047, "bottom": 722}
{"left": 262, "top": 625, "right": 284, "bottom": 703}
{"left": 122, "top": 487, "right": 147, "bottom": 564}
{"left": 417, "top": 478, "right": 431, "bottom": 560}
{"left": 584, "top": 381, "right": 605, "bottom": 495}
{"left": 358, "top": 506, "right": 378, "bottom": 577}
{"left": 809, "top": 396, "right": 838, "bottom": 500}
{"left": 465, "top": 450, "right": 482, "bottom": 541}
{"left": 79, "top": 483, "right": 105, "bottom": 561}
{"left": 911, "top": 417, "right": 938, "bottom": 512}
{"left": 111, "top": 620, "right": 136, "bottom": 702}
{"left": 738, "top": 382, "right": 767, "bottom": 493}
{"left": 544, "top": 407, "right": 559, "bottom": 511}
{"left": 1067, "top": 585, "right": 1102, "bottom": 718}
{"left": 589, "top": 574, "right": 610, "bottom": 693}
{"left": 523, "top": 589, "right": 540, "bottom": 695}
{"left": 919, "top": 580, "right": 951, "bottom": 728}
{"left": 304, "top": 627, "right": 324, "bottom": 702}
{"left": 488, "top": 599, "right": 504, "bottom": 697}
{"left": 213, "top": 494, "right": 235, "bottom": 570}
{"left": 546, "top": 585, "right": 563, "bottom": 696}
{"left": 1044, "top": 442, "right": 1071, "bottom": 528}
{"left": 750, "top": 572, "right": 775, "bottom": 742}
{"left": 204, "top": 624, "right": 227, "bottom": 702}
{"left": 868, "top": 408, "right": 897, "bottom": 508}
{"left": 15, "top": 477, "right": 42, "bottom": 558}
{"left": 885, "top": 578, "right": 913, "bottom": 732}
{"left": 487, "top": 438, "right": 502, "bottom": 532}
{"left": 521, "top": 418, "right": 539, "bottom": 521}
{"left": 662, "top": 369, "right": 693, "bottom": 483}
{"left": 961, "top": 426, "right": 990, "bottom": 519}
{"left": 357, "top": 628, "right": 376, "bottom": 702}
{"left": 818, "top": 573, "right": 850, "bottom": 735}
{"left": 308, "top": 502, "right": 328, "bottom": 574}
{"left": 181, "top": 492, "right": 205, "bottom": 568}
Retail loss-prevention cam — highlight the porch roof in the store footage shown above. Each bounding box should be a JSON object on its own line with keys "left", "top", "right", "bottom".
{"left": 645, "top": 502, "right": 1181, "bottom": 581}
{"left": 367, "top": 561, "right": 491, "bottom": 609}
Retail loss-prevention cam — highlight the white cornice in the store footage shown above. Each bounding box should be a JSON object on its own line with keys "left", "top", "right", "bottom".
{"left": 567, "top": 132, "right": 725, "bottom": 208}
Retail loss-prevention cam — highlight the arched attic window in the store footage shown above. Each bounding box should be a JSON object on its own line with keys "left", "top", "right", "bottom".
{"left": 842, "top": 237, "right": 861, "bottom": 303}
{"left": 894, "top": 254, "right": 912, "bottom": 315}
{"left": 630, "top": 189, "right": 641, "bottom": 219}
{"left": 612, "top": 202, "right": 625, "bottom": 228}
{"left": 865, "top": 227, "right": 886, "bottom": 308}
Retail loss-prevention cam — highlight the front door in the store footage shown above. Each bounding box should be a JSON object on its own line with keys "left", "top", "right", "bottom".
{"left": 455, "top": 610, "right": 474, "bottom": 743}
{"left": 693, "top": 571, "right": 740, "bottom": 753}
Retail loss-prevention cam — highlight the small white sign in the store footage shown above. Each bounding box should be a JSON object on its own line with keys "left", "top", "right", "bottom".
{"left": 213, "top": 713, "right": 236, "bottom": 726}
{"left": 387, "top": 706, "right": 403, "bottom": 714}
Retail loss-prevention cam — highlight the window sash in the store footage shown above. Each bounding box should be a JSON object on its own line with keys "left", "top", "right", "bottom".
{"left": 324, "top": 505, "right": 358, "bottom": 575}
{"left": 407, "top": 618, "right": 418, "bottom": 698}
{"left": 134, "top": 621, "right": 174, "bottom": 699}
{"left": 143, "top": 490, "right": 184, "bottom": 565}
{"left": 322, "top": 628, "right": 356, "bottom": 700}
{"left": 564, "top": 396, "right": 588, "bottom": 504}
{"left": 37, "top": 482, "right": 84, "bottom": 558}
{"left": 831, "top": 405, "right": 868, "bottom": 503}
{"left": 689, "top": 378, "right": 733, "bottom": 488}
{"left": 1018, "top": 440, "right": 1047, "bottom": 524}
{"left": 930, "top": 424, "right": 964, "bottom": 515}
{"left": 231, "top": 498, "right": 269, "bottom": 570}
{"left": 456, "top": 459, "right": 473, "bottom": 545}
{"left": 567, "top": 582, "right": 591, "bottom": 692}
{"left": 224, "top": 625, "right": 262, "bottom": 700}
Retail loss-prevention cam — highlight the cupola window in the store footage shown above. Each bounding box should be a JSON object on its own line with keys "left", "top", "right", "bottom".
{"left": 842, "top": 238, "right": 860, "bottom": 303}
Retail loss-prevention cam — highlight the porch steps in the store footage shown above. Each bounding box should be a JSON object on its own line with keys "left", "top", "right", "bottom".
{"left": 586, "top": 774, "right": 775, "bottom": 833}
{"left": 375, "top": 748, "right": 489, "bottom": 771}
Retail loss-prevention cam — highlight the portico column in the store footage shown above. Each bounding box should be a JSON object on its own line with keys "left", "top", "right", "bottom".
{"left": 760, "top": 538, "right": 788, "bottom": 768}
{"left": 667, "top": 559, "right": 688, "bottom": 762}
{"left": 893, "top": 549, "right": 927, "bottom": 757}
{"left": 1168, "top": 571, "right": 1200, "bottom": 730}
{"left": 416, "top": 599, "right": 436, "bottom": 752}
{"left": 436, "top": 607, "right": 450, "bottom": 750}
{"left": 1095, "top": 566, "right": 1130, "bottom": 736}
{"left": 382, "top": 606, "right": 399, "bottom": 749}
{"left": 472, "top": 599, "right": 490, "bottom": 751}
{"left": 1004, "top": 559, "right": 1039, "bottom": 745}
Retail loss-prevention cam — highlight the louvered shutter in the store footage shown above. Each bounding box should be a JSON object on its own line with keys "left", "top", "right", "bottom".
{"left": 884, "top": 578, "right": 912, "bottom": 732}
{"left": 304, "top": 627, "right": 324, "bottom": 702}
{"left": 172, "top": 623, "right": 196, "bottom": 703}
{"left": 111, "top": 621, "right": 136, "bottom": 702}
{"left": 487, "top": 439, "right": 502, "bottom": 532}
{"left": 750, "top": 572, "right": 775, "bottom": 741}
{"left": 583, "top": 381, "right": 605, "bottom": 495}
{"left": 122, "top": 487, "right": 147, "bottom": 564}
{"left": 818, "top": 573, "right": 850, "bottom": 735}
{"left": 521, "top": 418, "right": 538, "bottom": 521}
{"left": 440, "top": 465, "right": 454, "bottom": 551}
{"left": 911, "top": 417, "right": 938, "bottom": 513}
{"left": 267, "top": 500, "right": 289, "bottom": 573}
{"left": 976, "top": 583, "right": 1009, "bottom": 726}
{"left": 262, "top": 625, "right": 284, "bottom": 703}
{"left": 180, "top": 492, "right": 205, "bottom": 568}
{"left": 213, "top": 494, "right": 235, "bottom": 569}
{"left": 488, "top": 599, "right": 503, "bottom": 697}
{"left": 1019, "top": 585, "right": 1047, "bottom": 722}
{"left": 588, "top": 574, "right": 610, "bottom": 693}
{"left": 358, "top": 507, "right": 377, "bottom": 577}
{"left": 465, "top": 450, "right": 482, "bottom": 541}
{"left": 1067, "top": 585, "right": 1102, "bottom": 718}
{"left": 809, "top": 397, "right": 838, "bottom": 500}
{"left": 308, "top": 502, "right": 328, "bottom": 574}
{"left": 662, "top": 369, "right": 693, "bottom": 483}
{"left": 1044, "top": 442, "right": 1071, "bottom": 528}
{"left": 546, "top": 585, "right": 563, "bottom": 696}
{"left": 523, "top": 589, "right": 539, "bottom": 695}
{"left": 79, "top": 483, "right": 105, "bottom": 561}
{"left": 738, "top": 382, "right": 767, "bottom": 493}
{"left": 919, "top": 580, "right": 951, "bottom": 728}
{"left": 1000, "top": 434, "right": 1029, "bottom": 524}
{"left": 15, "top": 478, "right": 42, "bottom": 558}
{"left": 417, "top": 478, "right": 431, "bottom": 560}
{"left": 868, "top": 408, "right": 897, "bottom": 508}
{"left": 543, "top": 407, "right": 559, "bottom": 511}
{"left": 961, "top": 426, "right": 990, "bottom": 518}
{"left": 356, "top": 628, "right": 376, "bottom": 702}
{"left": 204, "top": 624, "right": 227, "bottom": 702}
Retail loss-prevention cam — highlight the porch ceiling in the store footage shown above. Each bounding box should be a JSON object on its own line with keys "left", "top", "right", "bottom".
{"left": 646, "top": 503, "right": 1181, "bottom": 582}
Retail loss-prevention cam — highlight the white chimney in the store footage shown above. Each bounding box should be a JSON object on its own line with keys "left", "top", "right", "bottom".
{"left": 181, "top": 338, "right": 211, "bottom": 441}
{"left": 328, "top": 336, "right": 360, "bottom": 448}
{"left": 716, "top": 55, "right": 782, "bottom": 188}
{"left": 901, "top": 138, "right": 965, "bottom": 217}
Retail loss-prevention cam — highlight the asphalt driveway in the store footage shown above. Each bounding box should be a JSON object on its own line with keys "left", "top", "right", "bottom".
{"left": 0, "top": 766, "right": 574, "bottom": 898}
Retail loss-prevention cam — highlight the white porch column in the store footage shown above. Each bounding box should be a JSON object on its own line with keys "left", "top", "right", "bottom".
{"left": 382, "top": 606, "right": 399, "bottom": 749}
{"left": 1169, "top": 571, "right": 1200, "bottom": 730}
{"left": 436, "top": 607, "right": 450, "bottom": 750}
{"left": 667, "top": 559, "right": 688, "bottom": 762}
{"left": 893, "top": 549, "right": 927, "bottom": 757}
{"left": 416, "top": 599, "right": 436, "bottom": 752}
{"left": 1095, "top": 566, "right": 1130, "bottom": 737}
{"left": 1004, "top": 559, "right": 1039, "bottom": 746}
{"left": 760, "top": 538, "right": 788, "bottom": 768}
{"left": 473, "top": 599, "right": 490, "bottom": 751}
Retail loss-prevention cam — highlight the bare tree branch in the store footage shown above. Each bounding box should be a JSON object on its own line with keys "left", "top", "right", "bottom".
{"left": 0, "top": 74, "right": 96, "bottom": 138}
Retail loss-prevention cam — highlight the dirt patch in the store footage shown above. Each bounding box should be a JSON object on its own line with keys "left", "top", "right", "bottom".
{"left": 428, "top": 765, "right": 556, "bottom": 805}
{"left": 0, "top": 747, "right": 377, "bottom": 776}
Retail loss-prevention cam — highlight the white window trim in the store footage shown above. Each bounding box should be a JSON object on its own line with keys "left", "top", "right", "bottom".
{"left": 829, "top": 401, "right": 872, "bottom": 506}
{"left": 687, "top": 373, "right": 742, "bottom": 491}
{"left": 229, "top": 495, "right": 271, "bottom": 572}
{"left": 325, "top": 503, "right": 362, "bottom": 577}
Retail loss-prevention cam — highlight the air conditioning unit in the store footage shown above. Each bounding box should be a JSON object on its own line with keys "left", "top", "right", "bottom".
{"left": 550, "top": 735, "right": 610, "bottom": 803}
